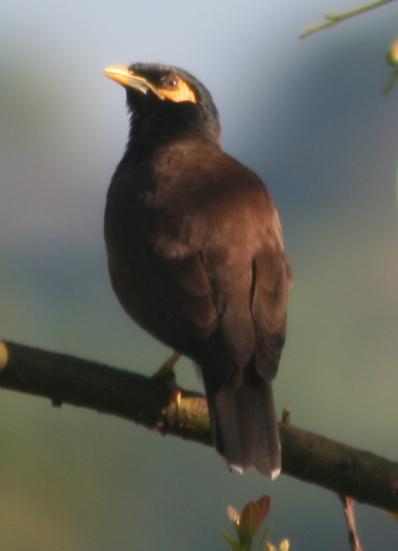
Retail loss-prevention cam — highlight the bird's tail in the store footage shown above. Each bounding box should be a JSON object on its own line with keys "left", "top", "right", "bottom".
{"left": 204, "top": 375, "right": 281, "bottom": 479}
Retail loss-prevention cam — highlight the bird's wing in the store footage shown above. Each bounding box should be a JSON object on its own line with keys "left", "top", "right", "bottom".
{"left": 150, "top": 145, "right": 290, "bottom": 378}
{"left": 150, "top": 249, "right": 219, "bottom": 342}
{"left": 198, "top": 202, "right": 290, "bottom": 385}
{"left": 251, "top": 234, "right": 290, "bottom": 381}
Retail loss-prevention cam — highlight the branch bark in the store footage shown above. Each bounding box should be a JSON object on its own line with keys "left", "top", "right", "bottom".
{"left": 0, "top": 339, "right": 397, "bottom": 511}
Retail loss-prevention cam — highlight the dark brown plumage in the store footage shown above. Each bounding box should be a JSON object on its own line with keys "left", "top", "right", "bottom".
{"left": 104, "top": 63, "right": 291, "bottom": 478}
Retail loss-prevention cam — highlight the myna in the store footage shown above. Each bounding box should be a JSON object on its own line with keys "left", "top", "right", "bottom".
{"left": 104, "top": 63, "right": 291, "bottom": 478}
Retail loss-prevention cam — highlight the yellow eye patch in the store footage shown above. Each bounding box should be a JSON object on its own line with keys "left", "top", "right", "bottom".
{"left": 158, "top": 79, "right": 197, "bottom": 104}
{"left": 104, "top": 65, "right": 198, "bottom": 104}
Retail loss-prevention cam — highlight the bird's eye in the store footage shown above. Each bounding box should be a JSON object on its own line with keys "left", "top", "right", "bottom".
{"left": 162, "top": 74, "right": 179, "bottom": 89}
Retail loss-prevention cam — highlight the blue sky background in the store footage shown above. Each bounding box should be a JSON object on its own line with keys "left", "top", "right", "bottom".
{"left": 1, "top": 1, "right": 398, "bottom": 549}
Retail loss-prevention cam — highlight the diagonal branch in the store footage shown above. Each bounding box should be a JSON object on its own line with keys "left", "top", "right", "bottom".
{"left": 0, "top": 339, "right": 397, "bottom": 511}
{"left": 300, "top": 0, "right": 397, "bottom": 38}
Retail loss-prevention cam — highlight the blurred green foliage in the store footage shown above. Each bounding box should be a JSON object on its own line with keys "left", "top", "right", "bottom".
{"left": 222, "top": 497, "right": 290, "bottom": 551}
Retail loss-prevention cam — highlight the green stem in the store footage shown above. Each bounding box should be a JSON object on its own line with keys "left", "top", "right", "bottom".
{"left": 383, "top": 68, "right": 398, "bottom": 95}
{"left": 300, "top": 0, "right": 397, "bottom": 38}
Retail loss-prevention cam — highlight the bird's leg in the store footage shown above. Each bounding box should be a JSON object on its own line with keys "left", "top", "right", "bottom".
{"left": 152, "top": 351, "right": 182, "bottom": 421}
{"left": 152, "top": 350, "right": 181, "bottom": 382}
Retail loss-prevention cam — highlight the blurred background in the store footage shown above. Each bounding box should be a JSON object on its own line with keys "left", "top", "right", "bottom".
{"left": 1, "top": 0, "right": 397, "bottom": 549}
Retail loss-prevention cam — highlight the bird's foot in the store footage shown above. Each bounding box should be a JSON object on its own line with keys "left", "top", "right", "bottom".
{"left": 153, "top": 351, "right": 182, "bottom": 427}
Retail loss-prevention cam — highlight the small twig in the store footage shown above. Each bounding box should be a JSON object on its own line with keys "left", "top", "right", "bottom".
{"left": 300, "top": 0, "right": 397, "bottom": 38}
{"left": 384, "top": 68, "right": 398, "bottom": 95}
{"left": 339, "top": 496, "right": 364, "bottom": 551}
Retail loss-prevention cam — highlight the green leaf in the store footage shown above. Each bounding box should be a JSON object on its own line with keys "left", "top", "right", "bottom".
{"left": 279, "top": 539, "right": 290, "bottom": 551}
{"left": 227, "top": 505, "right": 241, "bottom": 529}
{"left": 259, "top": 525, "right": 273, "bottom": 547}
{"left": 238, "top": 502, "right": 262, "bottom": 543}
{"left": 221, "top": 529, "right": 241, "bottom": 551}
{"left": 256, "top": 496, "right": 271, "bottom": 523}
{"left": 388, "top": 40, "right": 398, "bottom": 66}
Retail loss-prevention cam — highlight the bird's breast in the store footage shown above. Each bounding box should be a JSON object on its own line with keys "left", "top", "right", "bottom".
{"left": 104, "top": 161, "right": 202, "bottom": 349}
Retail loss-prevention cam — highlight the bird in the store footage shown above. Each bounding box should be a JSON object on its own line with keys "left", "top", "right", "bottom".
{"left": 103, "top": 62, "right": 291, "bottom": 478}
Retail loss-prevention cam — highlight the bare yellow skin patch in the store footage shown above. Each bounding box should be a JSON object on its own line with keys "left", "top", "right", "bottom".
{"left": 104, "top": 65, "right": 197, "bottom": 104}
{"left": 158, "top": 79, "right": 197, "bottom": 104}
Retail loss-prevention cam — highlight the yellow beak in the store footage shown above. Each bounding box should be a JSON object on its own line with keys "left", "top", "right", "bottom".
{"left": 103, "top": 65, "right": 165, "bottom": 99}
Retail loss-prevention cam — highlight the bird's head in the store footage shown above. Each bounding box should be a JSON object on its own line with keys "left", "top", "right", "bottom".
{"left": 104, "top": 62, "right": 220, "bottom": 147}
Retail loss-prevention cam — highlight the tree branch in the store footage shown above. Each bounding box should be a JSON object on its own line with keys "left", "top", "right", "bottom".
{"left": 0, "top": 339, "right": 397, "bottom": 511}
{"left": 300, "top": 0, "right": 397, "bottom": 38}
